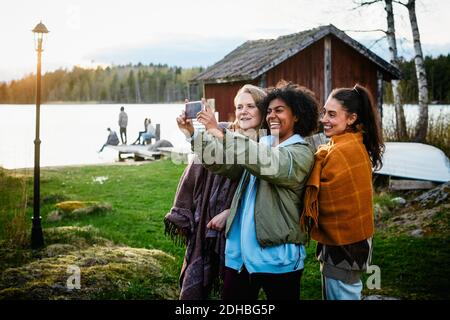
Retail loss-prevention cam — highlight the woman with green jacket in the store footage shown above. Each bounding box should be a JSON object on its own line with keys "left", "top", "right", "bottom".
{"left": 193, "top": 81, "right": 319, "bottom": 300}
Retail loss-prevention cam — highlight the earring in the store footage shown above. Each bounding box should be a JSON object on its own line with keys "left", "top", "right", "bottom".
{"left": 345, "top": 124, "right": 353, "bottom": 132}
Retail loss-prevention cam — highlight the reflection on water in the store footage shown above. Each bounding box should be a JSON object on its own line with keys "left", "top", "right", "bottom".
{"left": 0, "top": 103, "right": 448, "bottom": 169}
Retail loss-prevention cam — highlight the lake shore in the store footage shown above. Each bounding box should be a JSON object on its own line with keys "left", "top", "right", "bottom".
{"left": 1, "top": 103, "right": 448, "bottom": 169}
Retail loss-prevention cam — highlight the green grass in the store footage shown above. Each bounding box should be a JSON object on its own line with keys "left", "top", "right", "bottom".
{"left": 37, "top": 161, "right": 185, "bottom": 254}
{"left": 1, "top": 160, "right": 449, "bottom": 299}
{"left": 365, "top": 234, "right": 450, "bottom": 299}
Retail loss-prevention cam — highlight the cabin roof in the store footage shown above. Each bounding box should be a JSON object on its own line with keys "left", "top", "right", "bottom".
{"left": 191, "top": 24, "right": 401, "bottom": 83}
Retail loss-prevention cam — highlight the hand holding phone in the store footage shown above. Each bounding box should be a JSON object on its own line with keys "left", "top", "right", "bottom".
{"left": 185, "top": 101, "right": 203, "bottom": 119}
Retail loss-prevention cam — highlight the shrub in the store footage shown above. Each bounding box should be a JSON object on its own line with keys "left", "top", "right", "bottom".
{"left": 0, "top": 169, "right": 30, "bottom": 247}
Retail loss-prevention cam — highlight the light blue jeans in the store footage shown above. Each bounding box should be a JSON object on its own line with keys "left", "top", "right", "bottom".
{"left": 322, "top": 275, "right": 362, "bottom": 300}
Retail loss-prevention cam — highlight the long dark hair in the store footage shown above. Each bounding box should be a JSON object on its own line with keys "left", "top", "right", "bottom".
{"left": 331, "top": 84, "right": 385, "bottom": 170}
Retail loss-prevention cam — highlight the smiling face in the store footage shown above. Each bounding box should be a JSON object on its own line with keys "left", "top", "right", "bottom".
{"left": 235, "top": 92, "right": 262, "bottom": 131}
{"left": 266, "top": 98, "right": 297, "bottom": 144}
{"left": 321, "top": 97, "right": 357, "bottom": 137}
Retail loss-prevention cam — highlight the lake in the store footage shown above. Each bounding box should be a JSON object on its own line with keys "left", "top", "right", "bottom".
{"left": 0, "top": 104, "right": 192, "bottom": 169}
{"left": 0, "top": 103, "right": 448, "bottom": 169}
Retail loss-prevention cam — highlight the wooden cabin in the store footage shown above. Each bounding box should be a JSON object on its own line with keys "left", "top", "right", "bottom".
{"left": 189, "top": 24, "right": 401, "bottom": 122}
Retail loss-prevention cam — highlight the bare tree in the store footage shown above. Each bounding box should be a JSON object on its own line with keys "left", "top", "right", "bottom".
{"left": 385, "top": 0, "right": 407, "bottom": 140}
{"left": 396, "top": 0, "right": 429, "bottom": 142}
{"left": 353, "top": 0, "right": 407, "bottom": 140}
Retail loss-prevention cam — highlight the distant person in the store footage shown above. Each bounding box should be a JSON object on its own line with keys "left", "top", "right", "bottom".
{"left": 131, "top": 118, "right": 149, "bottom": 145}
{"left": 142, "top": 118, "right": 156, "bottom": 145}
{"left": 98, "top": 128, "right": 119, "bottom": 153}
{"left": 118, "top": 106, "right": 128, "bottom": 144}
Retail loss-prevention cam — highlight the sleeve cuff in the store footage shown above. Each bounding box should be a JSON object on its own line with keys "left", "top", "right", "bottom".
{"left": 185, "top": 129, "right": 199, "bottom": 142}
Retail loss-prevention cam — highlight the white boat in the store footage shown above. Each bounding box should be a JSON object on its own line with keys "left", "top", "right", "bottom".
{"left": 376, "top": 142, "right": 450, "bottom": 183}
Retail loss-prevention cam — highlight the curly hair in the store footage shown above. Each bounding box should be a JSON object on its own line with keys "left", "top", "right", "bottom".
{"left": 260, "top": 80, "right": 319, "bottom": 137}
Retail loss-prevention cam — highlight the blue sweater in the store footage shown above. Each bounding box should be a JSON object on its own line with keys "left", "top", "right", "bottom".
{"left": 225, "top": 134, "right": 306, "bottom": 274}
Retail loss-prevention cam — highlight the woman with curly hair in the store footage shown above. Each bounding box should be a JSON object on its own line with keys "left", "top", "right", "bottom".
{"left": 194, "top": 80, "right": 319, "bottom": 300}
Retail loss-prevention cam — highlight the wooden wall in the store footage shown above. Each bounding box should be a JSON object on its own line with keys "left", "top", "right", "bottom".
{"left": 205, "top": 36, "right": 385, "bottom": 121}
{"left": 265, "top": 39, "right": 325, "bottom": 106}
{"left": 331, "top": 36, "right": 378, "bottom": 103}
{"left": 204, "top": 80, "right": 257, "bottom": 122}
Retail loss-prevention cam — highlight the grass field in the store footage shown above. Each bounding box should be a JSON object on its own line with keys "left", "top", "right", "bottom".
{"left": 1, "top": 160, "right": 449, "bottom": 300}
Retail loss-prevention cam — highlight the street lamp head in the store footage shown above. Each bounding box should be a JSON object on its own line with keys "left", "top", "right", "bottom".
{"left": 32, "top": 21, "right": 49, "bottom": 51}
{"left": 32, "top": 21, "right": 49, "bottom": 34}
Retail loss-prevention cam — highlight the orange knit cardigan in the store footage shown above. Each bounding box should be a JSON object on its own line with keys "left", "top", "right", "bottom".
{"left": 301, "top": 132, "right": 374, "bottom": 245}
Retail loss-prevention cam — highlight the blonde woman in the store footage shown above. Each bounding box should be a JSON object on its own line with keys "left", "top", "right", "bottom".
{"left": 165, "top": 84, "right": 267, "bottom": 299}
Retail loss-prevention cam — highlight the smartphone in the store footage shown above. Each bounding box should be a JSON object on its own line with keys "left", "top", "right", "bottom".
{"left": 185, "top": 101, "right": 203, "bottom": 119}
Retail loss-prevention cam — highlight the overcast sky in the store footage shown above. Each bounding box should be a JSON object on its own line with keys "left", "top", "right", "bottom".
{"left": 0, "top": 0, "right": 449, "bottom": 82}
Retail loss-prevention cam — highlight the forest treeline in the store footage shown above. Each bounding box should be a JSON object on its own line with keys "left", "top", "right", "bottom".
{"left": 0, "top": 54, "right": 449, "bottom": 104}
{"left": 384, "top": 54, "right": 450, "bottom": 104}
{"left": 0, "top": 63, "right": 204, "bottom": 104}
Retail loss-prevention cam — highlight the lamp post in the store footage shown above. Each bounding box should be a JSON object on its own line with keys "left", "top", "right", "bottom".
{"left": 31, "top": 21, "right": 49, "bottom": 249}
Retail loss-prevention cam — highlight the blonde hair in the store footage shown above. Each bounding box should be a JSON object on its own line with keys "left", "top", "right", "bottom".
{"left": 228, "top": 119, "right": 240, "bottom": 131}
{"left": 233, "top": 84, "right": 267, "bottom": 107}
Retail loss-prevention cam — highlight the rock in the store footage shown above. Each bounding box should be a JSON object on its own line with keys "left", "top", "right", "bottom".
{"left": 47, "top": 203, "right": 112, "bottom": 222}
{"left": 392, "top": 197, "right": 406, "bottom": 206}
{"left": 45, "top": 244, "right": 77, "bottom": 257}
{"left": 410, "top": 228, "right": 424, "bottom": 237}
{"left": 0, "top": 232, "right": 179, "bottom": 300}
{"left": 147, "top": 139, "right": 173, "bottom": 151}
{"left": 92, "top": 176, "right": 108, "bottom": 184}
{"left": 71, "top": 203, "right": 112, "bottom": 217}
{"left": 412, "top": 181, "right": 450, "bottom": 208}
{"left": 50, "top": 283, "right": 71, "bottom": 293}
{"left": 47, "top": 210, "right": 62, "bottom": 222}
{"left": 56, "top": 201, "right": 91, "bottom": 212}
{"left": 364, "top": 294, "right": 400, "bottom": 300}
{"left": 81, "top": 257, "right": 109, "bottom": 267}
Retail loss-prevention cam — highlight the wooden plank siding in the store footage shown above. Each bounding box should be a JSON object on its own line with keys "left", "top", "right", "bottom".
{"left": 331, "top": 36, "right": 378, "bottom": 101}
{"left": 324, "top": 36, "right": 332, "bottom": 102}
{"left": 265, "top": 39, "right": 325, "bottom": 106}
{"left": 204, "top": 81, "right": 257, "bottom": 122}
{"left": 203, "top": 34, "right": 394, "bottom": 122}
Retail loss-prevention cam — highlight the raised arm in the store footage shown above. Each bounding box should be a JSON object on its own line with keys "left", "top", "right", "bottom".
{"left": 194, "top": 130, "right": 314, "bottom": 189}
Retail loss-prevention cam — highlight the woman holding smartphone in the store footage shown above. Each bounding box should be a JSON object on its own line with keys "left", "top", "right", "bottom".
{"left": 193, "top": 81, "right": 319, "bottom": 300}
{"left": 165, "top": 84, "right": 267, "bottom": 299}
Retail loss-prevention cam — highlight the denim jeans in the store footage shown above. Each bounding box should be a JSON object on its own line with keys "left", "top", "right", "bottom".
{"left": 322, "top": 275, "right": 362, "bottom": 300}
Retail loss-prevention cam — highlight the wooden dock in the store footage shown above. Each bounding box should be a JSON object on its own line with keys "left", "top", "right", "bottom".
{"left": 107, "top": 145, "right": 191, "bottom": 162}
{"left": 107, "top": 145, "right": 163, "bottom": 161}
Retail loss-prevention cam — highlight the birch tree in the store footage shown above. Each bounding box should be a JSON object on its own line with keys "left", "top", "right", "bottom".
{"left": 385, "top": 0, "right": 407, "bottom": 140}
{"left": 354, "top": 0, "right": 407, "bottom": 140}
{"left": 398, "top": 0, "right": 429, "bottom": 142}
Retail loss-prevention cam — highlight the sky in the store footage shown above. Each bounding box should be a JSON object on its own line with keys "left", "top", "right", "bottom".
{"left": 0, "top": 0, "right": 449, "bottom": 82}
